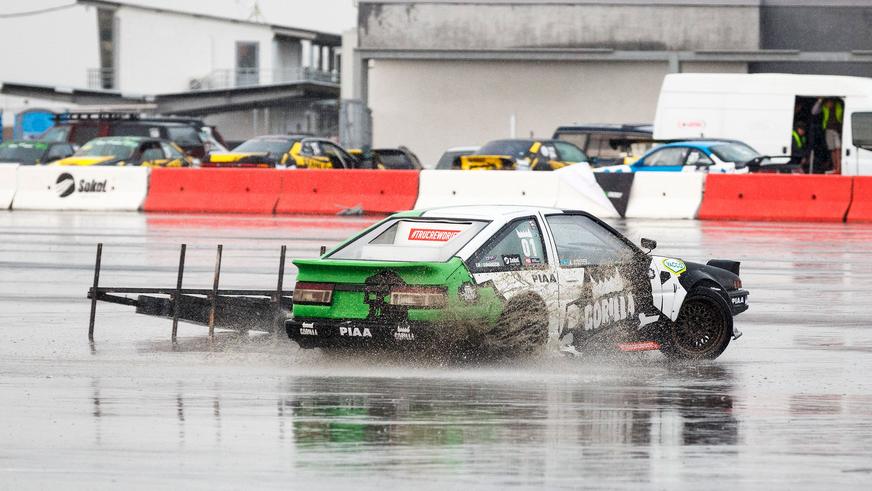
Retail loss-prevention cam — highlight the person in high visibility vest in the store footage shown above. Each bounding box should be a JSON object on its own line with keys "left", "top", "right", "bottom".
{"left": 812, "top": 98, "right": 844, "bottom": 131}
{"left": 791, "top": 123, "right": 808, "bottom": 169}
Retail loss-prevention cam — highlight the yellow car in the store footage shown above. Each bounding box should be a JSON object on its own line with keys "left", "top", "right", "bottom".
{"left": 203, "top": 135, "right": 358, "bottom": 169}
{"left": 456, "top": 139, "right": 590, "bottom": 171}
{"left": 53, "top": 137, "right": 191, "bottom": 167}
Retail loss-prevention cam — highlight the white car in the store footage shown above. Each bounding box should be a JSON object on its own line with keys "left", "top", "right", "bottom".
{"left": 287, "top": 205, "right": 749, "bottom": 360}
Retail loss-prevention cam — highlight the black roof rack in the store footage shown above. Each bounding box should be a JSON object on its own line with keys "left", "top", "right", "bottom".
{"left": 54, "top": 111, "right": 140, "bottom": 122}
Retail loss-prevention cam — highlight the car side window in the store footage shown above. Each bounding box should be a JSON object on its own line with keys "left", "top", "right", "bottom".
{"left": 685, "top": 149, "right": 713, "bottom": 166}
{"left": 161, "top": 142, "right": 184, "bottom": 158}
{"left": 545, "top": 214, "right": 636, "bottom": 267}
{"left": 322, "top": 142, "right": 351, "bottom": 169}
{"left": 300, "top": 141, "right": 320, "bottom": 156}
{"left": 468, "top": 217, "right": 547, "bottom": 272}
{"left": 553, "top": 141, "right": 589, "bottom": 163}
{"left": 47, "top": 144, "right": 73, "bottom": 160}
{"left": 641, "top": 147, "right": 687, "bottom": 167}
{"left": 140, "top": 143, "right": 164, "bottom": 161}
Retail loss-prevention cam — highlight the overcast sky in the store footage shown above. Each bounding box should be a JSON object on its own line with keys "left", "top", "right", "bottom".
{"left": 9, "top": 0, "right": 358, "bottom": 34}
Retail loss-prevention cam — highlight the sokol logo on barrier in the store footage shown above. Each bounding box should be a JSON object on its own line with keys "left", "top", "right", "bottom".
{"left": 53, "top": 172, "right": 109, "bottom": 198}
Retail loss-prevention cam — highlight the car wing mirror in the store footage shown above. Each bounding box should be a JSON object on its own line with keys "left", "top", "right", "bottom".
{"left": 640, "top": 238, "right": 657, "bottom": 253}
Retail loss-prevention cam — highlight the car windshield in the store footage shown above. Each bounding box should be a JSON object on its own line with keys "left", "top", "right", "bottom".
{"left": 0, "top": 141, "right": 46, "bottom": 164}
{"left": 710, "top": 142, "right": 760, "bottom": 163}
{"left": 553, "top": 141, "right": 589, "bottom": 163}
{"left": 328, "top": 218, "right": 489, "bottom": 262}
{"left": 233, "top": 139, "right": 294, "bottom": 158}
{"left": 477, "top": 140, "right": 533, "bottom": 159}
{"left": 76, "top": 139, "right": 137, "bottom": 159}
{"left": 40, "top": 126, "right": 69, "bottom": 142}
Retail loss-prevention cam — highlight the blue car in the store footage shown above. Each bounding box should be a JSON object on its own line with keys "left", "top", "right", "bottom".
{"left": 595, "top": 140, "right": 758, "bottom": 174}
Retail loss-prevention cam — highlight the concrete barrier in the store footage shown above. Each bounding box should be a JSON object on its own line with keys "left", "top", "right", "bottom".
{"left": 0, "top": 164, "right": 18, "bottom": 209}
{"left": 144, "top": 168, "right": 281, "bottom": 214}
{"left": 414, "top": 170, "right": 558, "bottom": 209}
{"left": 847, "top": 177, "right": 872, "bottom": 223}
{"left": 698, "top": 174, "right": 852, "bottom": 222}
{"left": 13, "top": 166, "right": 149, "bottom": 211}
{"left": 624, "top": 172, "right": 705, "bottom": 219}
{"left": 276, "top": 169, "right": 419, "bottom": 214}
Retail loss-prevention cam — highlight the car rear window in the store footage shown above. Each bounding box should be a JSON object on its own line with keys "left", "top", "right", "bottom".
{"left": 167, "top": 126, "right": 202, "bottom": 146}
{"left": 328, "top": 218, "right": 489, "bottom": 262}
{"left": 376, "top": 150, "right": 413, "bottom": 169}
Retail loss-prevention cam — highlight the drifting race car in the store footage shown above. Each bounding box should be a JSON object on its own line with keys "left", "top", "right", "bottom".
{"left": 287, "top": 205, "right": 749, "bottom": 359}
{"left": 456, "top": 139, "right": 590, "bottom": 171}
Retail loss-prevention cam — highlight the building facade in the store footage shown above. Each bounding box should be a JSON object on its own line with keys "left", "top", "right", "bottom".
{"left": 0, "top": 0, "right": 342, "bottom": 142}
{"left": 349, "top": 0, "right": 872, "bottom": 166}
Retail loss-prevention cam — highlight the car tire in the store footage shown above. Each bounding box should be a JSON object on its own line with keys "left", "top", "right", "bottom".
{"left": 483, "top": 292, "right": 549, "bottom": 357}
{"left": 662, "top": 287, "right": 733, "bottom": 361}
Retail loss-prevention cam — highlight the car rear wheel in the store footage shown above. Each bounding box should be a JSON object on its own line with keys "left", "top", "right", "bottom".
{"left": 483, "top": 292, "right": 549, "bottom": 357}
{"left": 663, "top": 288, "right": 732, "bottom": 360}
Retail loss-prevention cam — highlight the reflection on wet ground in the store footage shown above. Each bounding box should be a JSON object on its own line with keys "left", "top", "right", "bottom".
{"left": 1, "top": 212, "right": 871, "bottom": 488}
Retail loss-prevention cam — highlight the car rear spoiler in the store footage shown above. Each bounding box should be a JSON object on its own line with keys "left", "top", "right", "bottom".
{"left": 707, "top": 259, "right": 740, "bottom": 276}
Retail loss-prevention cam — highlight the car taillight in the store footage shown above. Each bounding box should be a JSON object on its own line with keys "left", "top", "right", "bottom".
{"left": 733, "top": 278, "right": 742, "bottom": 289}
{"left": 389, "top": 287, "right": 447, "bottom": 308}
{"left": 294, "top": 282, "right": 333, "bottom": 305}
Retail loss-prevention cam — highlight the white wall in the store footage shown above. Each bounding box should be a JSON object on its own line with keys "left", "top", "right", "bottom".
{"left": 115, "top": 7, "right": 276, "bottom": 93}
{"left": 368, "top": 60, "right": 669, "bottom": 167}
{"left": 0, "top": 2, "right": 99, "bottom": 88}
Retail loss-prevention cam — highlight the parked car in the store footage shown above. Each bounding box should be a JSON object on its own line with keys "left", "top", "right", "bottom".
{"left": 435, "top": 146, "right": 479, "bottom": 169}
{"left": 53, "top": 136, "right": 192, "bottom": 167}
{"left": 595, "top": 140, "right": 799, "bottom": 174}
{"left": 348, "top": 146, "right": 423, "bottom": 170}
{"left": 39, "top": 112, "right": 224, "bottom": 160}
{"left": 0, "top": 140, "right": 75, "bottom": 165}
{"left": 457, "top": 139, "right": 590, "bottom": 171}
{"left": 203, "top": 135, "right": 359, "bottom": 169}
{"left": 553, "top": 124, "right": 655, "bottom": 167}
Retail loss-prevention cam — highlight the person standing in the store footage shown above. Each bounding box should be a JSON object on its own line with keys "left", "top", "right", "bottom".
{"left": 791, "top": 123, "right": 809, "bottom": 170}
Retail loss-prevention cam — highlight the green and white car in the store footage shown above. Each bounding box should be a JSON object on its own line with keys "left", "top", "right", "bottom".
{"left": 287, "top": 205, "right": 749, "bottom": 359}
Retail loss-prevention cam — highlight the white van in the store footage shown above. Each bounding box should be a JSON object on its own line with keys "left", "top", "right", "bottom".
{"left": 653, "top": 73, "right": 872, "bottom": 175}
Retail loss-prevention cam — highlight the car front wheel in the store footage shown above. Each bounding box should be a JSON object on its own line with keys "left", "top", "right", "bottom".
{"left": 662, "top": 287, "right": 733, "bottom": 360}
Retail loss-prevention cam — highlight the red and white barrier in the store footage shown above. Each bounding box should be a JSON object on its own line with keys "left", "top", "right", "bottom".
{"left": 698, "top": 174, "right": 852, "bottom": 222}
{"left": 12, "top": 166, "right": 149, "bottom": 211}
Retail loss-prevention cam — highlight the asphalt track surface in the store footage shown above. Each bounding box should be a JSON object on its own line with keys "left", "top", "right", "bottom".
{"left": 1, "top": 210, "right": 871, "bottom": 490}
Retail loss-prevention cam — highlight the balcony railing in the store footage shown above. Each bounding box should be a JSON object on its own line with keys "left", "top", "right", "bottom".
{"left": 188, "top": 67, "right": 339, "bottom": 91}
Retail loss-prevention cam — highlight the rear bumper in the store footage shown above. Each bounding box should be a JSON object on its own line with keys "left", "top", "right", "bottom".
{"left": 728, "top": 289, "right": 749, "bottom": 315}
{"left": 286, "top": 318, "right": 431, "bottom": 347}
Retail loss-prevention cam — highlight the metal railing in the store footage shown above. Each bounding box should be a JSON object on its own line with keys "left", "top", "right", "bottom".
{"left": 189, "top": 67, "right": 339, "bottom": 90}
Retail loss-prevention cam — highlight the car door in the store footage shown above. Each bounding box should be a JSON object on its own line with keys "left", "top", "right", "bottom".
{"left": 543, "top": 213, "right": 663, "bottom": 347}
{"left": 466, "top": 216, "right": 560, "bottom": 337}
{"left": 632, "top": 146, "right": 688, "bottom": 172}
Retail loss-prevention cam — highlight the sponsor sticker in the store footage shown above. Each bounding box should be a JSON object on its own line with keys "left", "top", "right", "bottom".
{"left": 502, "top": 254, "right": 522, "bottom": 267}
{"left": 339, "top": 326, "right": 372, "bottom": 337}
{"left": 732, "top": 296, "right": 746, "bottom": 305}
{"left": 662, "top": 258, "right": 687, "bottom": 275}
{"left": 475, "top": 261, "right": 501, "bottom": 269}
{"left": 408, "top": 228, "right": 460, "bottom": 242}
{"left": 458, "top": 282, "right": 479, "bottom": 302}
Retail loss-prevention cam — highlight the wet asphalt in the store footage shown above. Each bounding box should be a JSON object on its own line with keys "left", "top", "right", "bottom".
{"left": 1, "top": 210, "right": 871, "bottom": 490}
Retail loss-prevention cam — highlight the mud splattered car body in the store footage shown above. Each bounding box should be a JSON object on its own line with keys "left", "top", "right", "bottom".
{"left": 287, "top": 206, "right": 748, "bottom": 359}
